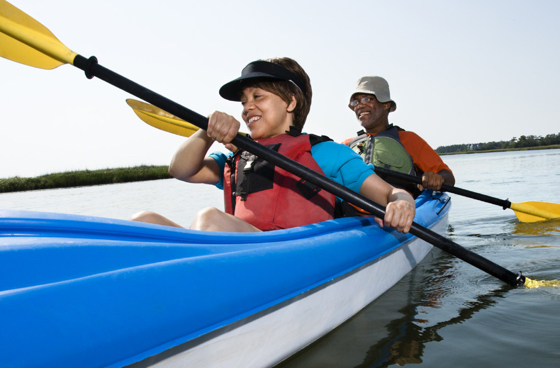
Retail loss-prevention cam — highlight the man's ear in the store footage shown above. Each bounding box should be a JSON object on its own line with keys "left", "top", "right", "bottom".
{"left": 287, "top": 95, "right": 297, "bottom": 113}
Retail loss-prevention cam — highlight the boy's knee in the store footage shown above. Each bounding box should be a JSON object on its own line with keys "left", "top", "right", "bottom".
{"left": 130, "top": 211, "right": 158, "bottom": 223}
{"left": 191, "top": 207, "right": 222, "bottom": 230}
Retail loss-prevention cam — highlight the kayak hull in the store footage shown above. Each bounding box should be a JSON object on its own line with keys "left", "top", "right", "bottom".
{"left": 0, "top": 191, "right": 450, "bottom": 368}
{"left": 147, "top": 220, "right": 447, "bottom": 368}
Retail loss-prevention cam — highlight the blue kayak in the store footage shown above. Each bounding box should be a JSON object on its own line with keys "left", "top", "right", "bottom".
{"left": 0, "top": 191, "right": 450, "bottom": 368}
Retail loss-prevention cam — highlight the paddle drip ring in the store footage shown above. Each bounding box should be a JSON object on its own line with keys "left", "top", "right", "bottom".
{"left": 84, "top": 56, "right": 98, "bottom": 79}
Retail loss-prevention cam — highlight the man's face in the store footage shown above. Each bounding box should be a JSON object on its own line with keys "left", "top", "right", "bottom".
{"left": 348, "top": 94, "right": 390, "bottom": 131}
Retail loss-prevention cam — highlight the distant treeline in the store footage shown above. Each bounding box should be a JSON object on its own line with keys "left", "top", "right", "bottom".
{"left": 0, "top": 165, "right": 171, "bottom": 193}
{"left": 435, "top": 133, "right": 560, "bottom": 154}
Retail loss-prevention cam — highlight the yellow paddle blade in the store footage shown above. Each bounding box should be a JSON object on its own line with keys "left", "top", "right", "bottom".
{"left": 0, "top": 0, "right": 77, "bottom": 69}
{"left": 524, "top": 277, "right": 560, "bottom": 288}
{"left": 511, "top": 201, "right": 560, "bottom": 223}
{"left": 126, "top": 99, "right": 199, "bottom": 138}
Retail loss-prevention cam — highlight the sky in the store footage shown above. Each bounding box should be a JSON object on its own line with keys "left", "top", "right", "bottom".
{"left": 1, "top": 0, "right": 559, "bottom": 179}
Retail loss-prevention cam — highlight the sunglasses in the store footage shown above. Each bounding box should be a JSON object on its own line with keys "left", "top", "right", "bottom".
{"left": 349, "top": 96, "right": 375, "bottom": 108}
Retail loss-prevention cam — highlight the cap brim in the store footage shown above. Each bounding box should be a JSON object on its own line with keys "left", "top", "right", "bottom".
{"left": 219, "top": 72, "right": 285, "bottom": 101}
{"left": 219, "top": 60, "right": 307, "bottom": 101}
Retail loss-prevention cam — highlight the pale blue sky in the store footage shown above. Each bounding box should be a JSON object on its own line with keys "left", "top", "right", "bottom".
{"left": 1, "top": 0, "right": 559, "bottom": 178}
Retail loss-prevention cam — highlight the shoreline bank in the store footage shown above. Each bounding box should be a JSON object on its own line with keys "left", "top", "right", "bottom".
{"left": 0, "top": 165, "right": 171, "bottom": 194}
{"left": 438, "top": 144, "right": 560, "bottom": 155}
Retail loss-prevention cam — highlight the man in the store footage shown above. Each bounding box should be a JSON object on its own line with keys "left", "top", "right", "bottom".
{"left": 343, "top": 76, "right": 455, "bottom": 199}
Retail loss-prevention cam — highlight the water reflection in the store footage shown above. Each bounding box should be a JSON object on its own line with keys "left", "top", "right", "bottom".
{"left": 363, "top": 285, "right": 513, "bottom": 367}
{"left": 512, "top": 218, "right": 560, "bottom": 237}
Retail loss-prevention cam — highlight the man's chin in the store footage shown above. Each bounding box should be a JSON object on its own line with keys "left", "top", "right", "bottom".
{"left": 361, "top": 121, "right": 374, "bottom": 129}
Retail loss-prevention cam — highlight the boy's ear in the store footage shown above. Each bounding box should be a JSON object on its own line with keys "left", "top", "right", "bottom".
{"left": 287, "top": 95, "right": 297, "bottom": 113}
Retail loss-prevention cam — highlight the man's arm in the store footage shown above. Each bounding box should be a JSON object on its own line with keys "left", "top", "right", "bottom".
{"left": 398, "top": 131, "right": 455, "bottom": 191}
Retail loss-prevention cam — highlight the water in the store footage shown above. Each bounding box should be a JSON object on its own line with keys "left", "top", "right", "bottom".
{"left": 1, "top": 149, "right": 559, "bottom": 367}
{"left": 0, "top": 178, "right": 224, "bottom": 227}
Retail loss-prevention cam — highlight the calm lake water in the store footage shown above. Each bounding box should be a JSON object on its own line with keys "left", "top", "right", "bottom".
{"left": 2, "top": 149, "right": 559, "bottom": 367}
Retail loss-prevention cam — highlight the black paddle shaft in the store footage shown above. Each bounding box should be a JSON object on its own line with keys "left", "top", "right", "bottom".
{"left": 374, "top": 167, "right": 513, "bottom": 209}
{"left": 73, "top": 55, "right": 525, "bottom": 287}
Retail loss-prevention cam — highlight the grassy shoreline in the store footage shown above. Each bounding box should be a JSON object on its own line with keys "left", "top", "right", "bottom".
{"left": 0, "top": 165, "right": 172, "bottom": 194}
{"left": 438, "top": 144, "right": 560, "bottom": 155}
{"left": 2, "top": 145, "right": 559, "bottom": 193}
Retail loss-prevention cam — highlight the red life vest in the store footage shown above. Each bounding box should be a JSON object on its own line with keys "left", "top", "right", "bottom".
{"left": 223, "top": 133, "right": 335, "bottom": 231}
